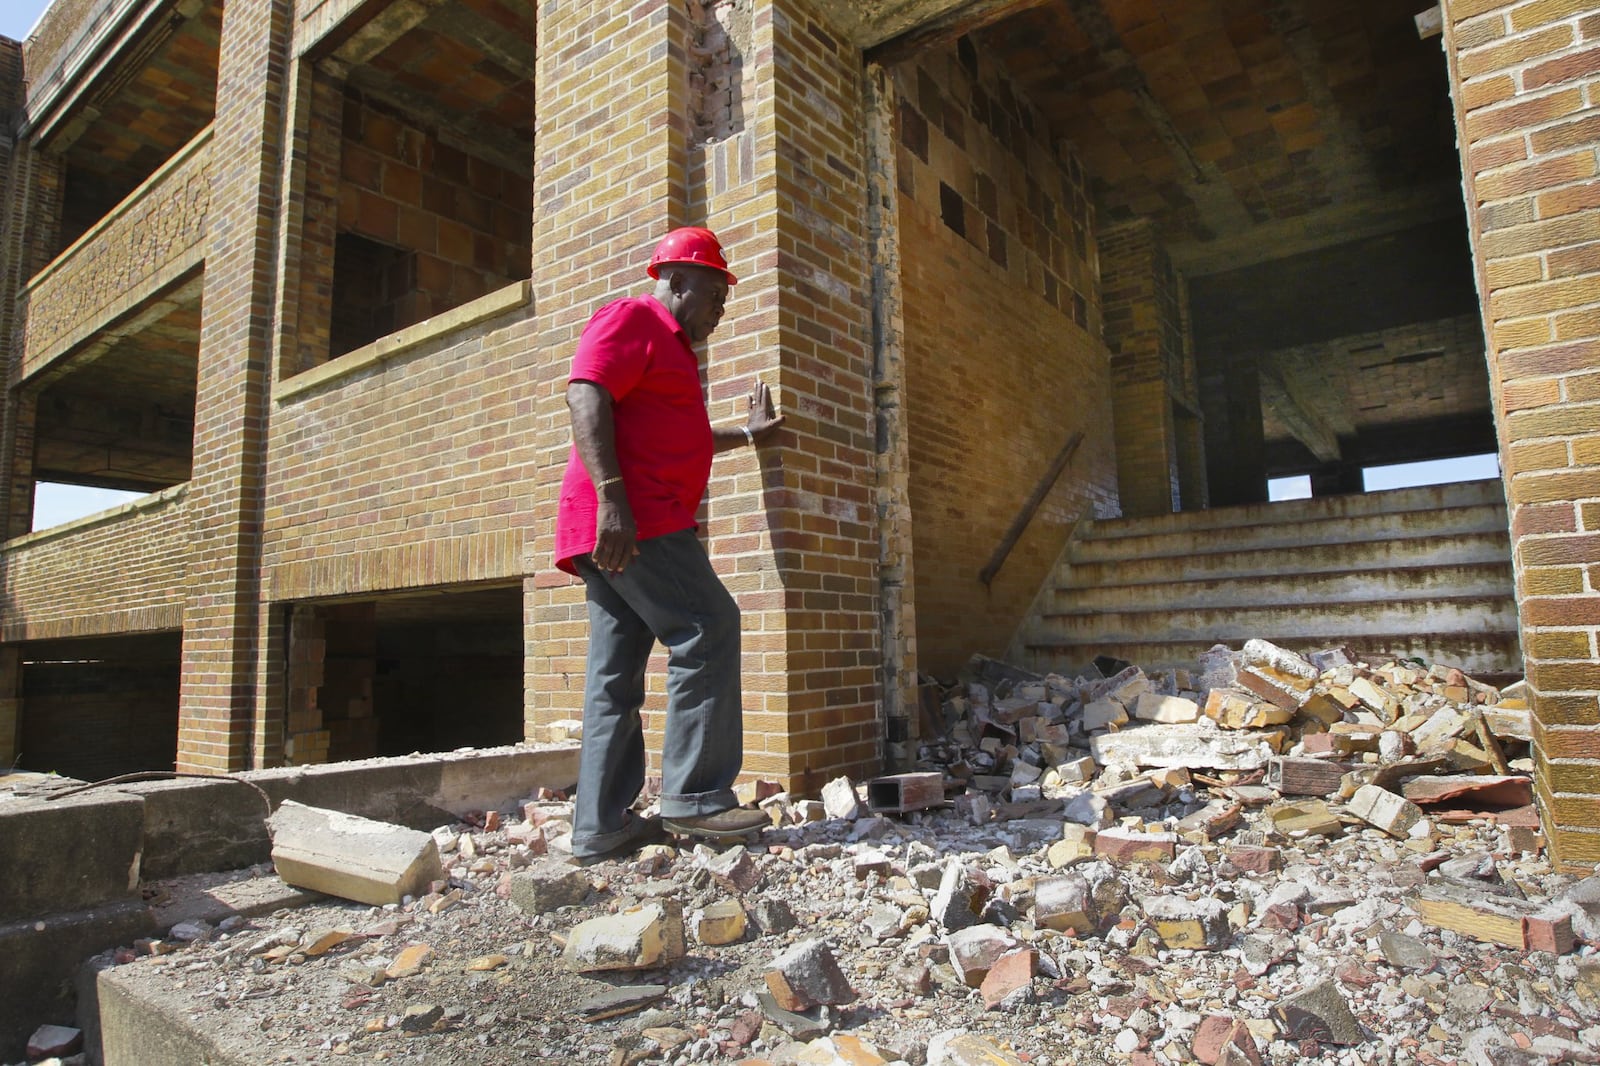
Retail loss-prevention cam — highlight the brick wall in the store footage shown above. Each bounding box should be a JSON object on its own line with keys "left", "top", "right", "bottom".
{"left": 893, "top": 38, "right": 1118, "bottom": 680}
{"left": 262, "top": 300, "right": 537, "bottom": 602}
{"left": 1, "top": 487, "right": 189, "bottom": 641}
{"left": 333, "top": 92, "right": 531, "bottom": 347}
{"left": 1443, "top": 0, "right": 1600, "bottom": 871}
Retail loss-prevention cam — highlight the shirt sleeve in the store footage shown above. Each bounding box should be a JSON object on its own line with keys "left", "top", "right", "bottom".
{"left": 569, "top": 300, "right": 652, "bottom": 402}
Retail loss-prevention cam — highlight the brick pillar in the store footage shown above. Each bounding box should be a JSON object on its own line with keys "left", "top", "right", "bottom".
{"left": 526, "top": 0, "right": 693, "bottom": 737}
{"left": 865, "top": 62, "right": 919, "bottom": 768}
{"left": 692, "top": 0, "right": 880, "bottom": 790}
{"left": 274, "top": 61, "right": 343, "bottom": 380}
{"left": 0, "top": 39, "right": 58, "bottom": 541}
{"left": 1442, "top": 0, "right": 1600, "bottom": 871}
{"left": 1101, "top": 220, "right": 1194, "bottom": 517}
{"left": 528, "top": 0, "right": 884, "bottom": 794}
{"left": 176, "top": 0, "right": 290, "bottom": 773}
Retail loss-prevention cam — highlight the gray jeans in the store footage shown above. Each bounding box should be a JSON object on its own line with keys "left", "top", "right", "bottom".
{"left": 570, "top": 529, "right": 743, "bottom": 858}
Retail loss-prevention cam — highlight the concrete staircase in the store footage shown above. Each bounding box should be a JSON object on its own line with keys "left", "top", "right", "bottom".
{"left": 1015, "top": 480, "right": 1523, "bottom": 682}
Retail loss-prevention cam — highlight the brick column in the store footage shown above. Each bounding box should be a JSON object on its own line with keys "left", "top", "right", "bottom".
{"left": 1101, "top": 220, "right": 1195, "bottom": 517}
{"left": 176, "top": 0, "right": 290, "bottom": 773}
{"left": 0, "top": 647, "right": 18, "bottom": 768}
{"left": 528, "top": 0, "right": 885, "bottom": 793}
{"left": 1442, "top": 0, "right": 1600, "bottom": 871}
{"left": 526, "top": 0, "right": 693, "bottom": 735}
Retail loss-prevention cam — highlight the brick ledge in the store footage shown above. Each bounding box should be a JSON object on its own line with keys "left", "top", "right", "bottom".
{"left": 272, "top": 280, "right": 533, "bottom": 403}
{"left": 2, "top": 481, "right": 189, "bottom": 551}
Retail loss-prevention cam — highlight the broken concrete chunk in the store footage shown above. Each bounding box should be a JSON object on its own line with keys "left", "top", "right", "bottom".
{"left": 1134, "top": 692, "right": 1200, "bottom": 724}
{"left": 1272, "top": 980, "right": 1364, "bottom": 1044}
{"left": 1205, "top": 688, "right": 1292, "bottom": 730}
{"left": 698, "top": 845, "right": 761, "bottom": 893}
{"left": 1348, "top": 677, "right": 1399, "bottom": 722}
{"left": 1091, "top": 723, "right": 1272, "bottom": 770}
{"left": 267, "top": 800, "right": 444, "bottom": 907}
{"left": 821, "top": 776, "right": 862, "bottom": 820}
{"left": 563, "top": 901, "right": 686, "bottom": 972}
{"left": 693, "top": 899, "right": 747, "bottom": 946}
{"left": 1143, "top": 894, "right": 1232, "bottom": 950}
{"left": 946, "top": 923, "right": 1020, "bottom": 986}
{"left": 1093, "top": 826, "right": 1178, "bottom": 864}
{"left": 509, "top": 861, "right": 591, "bottom": 914}
{"left": 765, "top": 938, "right": 855, "bottom": 1009}
{"left": 1033, "top": 873, "right": 1094, "bottom": 933}
{"left": 1235, "top": 668, "right": 1304, "bottom": 711}
{"left": 576, "top": 983, "right": 667, "bottom": 1021}
{"left": 1082, "top": 697, "right": 1129, "bottom": 731}
{"left": 930, "top": 861, "right": 988, "bottom": 933}
{"left": 1401, "top": 775, "right": 1533, "bottom": 809}
{"left": 980, "top": 948, "right": 1038, "bottom": 1009}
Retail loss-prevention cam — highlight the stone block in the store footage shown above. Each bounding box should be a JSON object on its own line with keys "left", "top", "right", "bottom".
{"left": 563, "top": 901, "right": 686, "bottom": 972}
{"left": 694, "top": 899, "right": 747, "bottom": 945}
{"left": 930, "top": 860, "right": 987, "bottom": 932}
{"left": 1347, "top": 784, "right": 1424, "bottom": 839}
{"left": 1272, "top": 980, "right": 1364, "bottom": 1044}
{"left": 1142, "top": 895, "right": 1232, "bottom": 950}
{"left": 1090, "top": 723, "right": 1272, "bottom": 770}
{"left": 0, "top": 790, "right": 145, "bottom": 922}
{"left": 980, "top": 947, "right": 1037, "bottom": 1008}
{"left": 1082, "top": 698, "right": 1128, "bottom": 731}
{"left": 267, "top": 800, "right": 443, "bottom": 906}
{"left": 821, "top": 776, "right": 861, "bottom": 820}
{"left": 699, "top": 845, "right": 762, "bottom": 893}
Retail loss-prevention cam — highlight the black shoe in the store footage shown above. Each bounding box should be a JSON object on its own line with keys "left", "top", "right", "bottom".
{"left": 662, "top": 807, "right": 770, "bottom": 840}
{"left": 572, "top": 816, "right": 671, "bottom": 866}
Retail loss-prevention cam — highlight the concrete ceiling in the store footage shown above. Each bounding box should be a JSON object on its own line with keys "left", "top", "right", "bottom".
{"left": 51, "top": 0, "right": 222, "bottom": 200}
{"left": 332, "top": 0, "right": 536, "bottom": 176}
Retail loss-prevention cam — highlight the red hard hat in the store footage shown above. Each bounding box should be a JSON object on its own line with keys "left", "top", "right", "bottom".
{"left": 647, "top": 226, "right": 737, "bottom": 285}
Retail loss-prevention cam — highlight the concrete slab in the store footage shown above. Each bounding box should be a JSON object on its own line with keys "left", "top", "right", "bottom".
{"left": 97, "top": 965, "right": 253, "bottom": 1066}
{"left": 0, "top": 788, "right": 144, "bottom": 922}
{"left": 0, "top": 899, "right": 155, "bottom": 1062}
{"left": 268, "top": 800, "right": 443, "bottom": 906}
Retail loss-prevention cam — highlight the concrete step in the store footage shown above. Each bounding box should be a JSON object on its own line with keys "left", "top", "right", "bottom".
{"left": 1059, "top": 531, "right": 1511, "bottom": 588}
{"left": 1052, "top": 561, "right": 1514, "bottom": 612}
{"left": 1069, "top": 501, "right": 1508, "bottom": 563}
{"left": 1032, "top": 595, "right": 1519, "bottom": 645}
{"left": 1018, "top": 631, "right": 1523, "bottom": 680}
{"left": 1077, "top": 480, "right": 1505, "bottom": 542}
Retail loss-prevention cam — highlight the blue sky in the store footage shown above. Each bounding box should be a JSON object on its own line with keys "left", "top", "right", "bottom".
{"left": 2, "top": 0, "right": 53, "bottom": 42}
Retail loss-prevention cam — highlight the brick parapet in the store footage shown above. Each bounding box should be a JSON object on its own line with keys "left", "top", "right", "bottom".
{"left": 17, "top": 126, "right": 212, "bottom": 380}
{"left": 1443, "top": 0, "right": 1600, "bottom": 870}
{"left": 0, "top": 484, "right": 190, "bottom": 642}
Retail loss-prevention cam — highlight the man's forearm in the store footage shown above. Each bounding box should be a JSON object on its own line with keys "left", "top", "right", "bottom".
{"left": 567, "top": 381, "right": 623, "bottom": 485}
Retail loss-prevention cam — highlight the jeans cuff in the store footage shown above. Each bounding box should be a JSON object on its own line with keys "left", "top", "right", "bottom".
{"left": 658, "top": 787, "right": 739, "bottom": 819}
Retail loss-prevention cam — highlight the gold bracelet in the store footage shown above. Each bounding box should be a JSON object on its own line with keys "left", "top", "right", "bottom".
{"left": 595, "top": 476, "right": 624, "bottom": 490}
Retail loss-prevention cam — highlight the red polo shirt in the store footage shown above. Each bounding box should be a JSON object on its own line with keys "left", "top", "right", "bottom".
{"left": 554, "top": 295, "right": 714, "bottom": 574}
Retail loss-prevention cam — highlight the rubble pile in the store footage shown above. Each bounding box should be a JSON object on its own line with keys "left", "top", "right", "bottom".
{"left": 15, "top": 643, "right": 1600, "bottom": 1066}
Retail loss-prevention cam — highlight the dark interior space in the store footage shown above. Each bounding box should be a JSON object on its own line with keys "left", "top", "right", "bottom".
{"left": 17, "top": 632, "right": 181, "bottom": 780}
{"left": 969, "top": 0, "right": 1486, "bottom": 510}
{"left": 317, "top": 0, "right": 536, "bottom": 362}
{"left": 305, "top": 585, "right": 524, "bottom": 763}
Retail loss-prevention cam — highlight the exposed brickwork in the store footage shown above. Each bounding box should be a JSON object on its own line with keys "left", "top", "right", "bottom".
{"left": 1444, "top": 0, "right": 1600, "bottom": 871}
{"left": 894, "top": 37, "right": 1117, "bottom": 679}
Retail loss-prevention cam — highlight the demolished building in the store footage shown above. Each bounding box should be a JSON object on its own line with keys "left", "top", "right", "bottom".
{"left": 0, "top": 0, "right": 1595, "bottom": 887}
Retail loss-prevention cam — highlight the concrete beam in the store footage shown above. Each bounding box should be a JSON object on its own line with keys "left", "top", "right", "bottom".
{"left": 1259, "top": 359, "right": 1342, "bottom": 463}
{"left": 867, "top": 0, "right": 1051, "bottom": 64}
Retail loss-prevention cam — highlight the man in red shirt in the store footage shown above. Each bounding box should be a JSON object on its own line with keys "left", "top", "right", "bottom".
{"left": 556, "top": 227, "right": 783, "bottom": 865}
